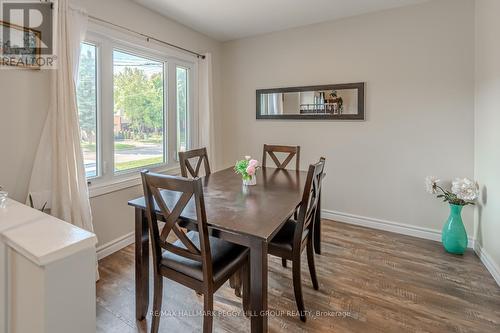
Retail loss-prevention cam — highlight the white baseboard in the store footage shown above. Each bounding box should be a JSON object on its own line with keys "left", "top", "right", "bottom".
{"left": 474, "top": 243, "right": 500, "bottom": 287}
{"left": 321, "top": 209, "right": 475, "bottom": 249}
{"left": 96, "top": 232, "right": 135, "bottom": 261}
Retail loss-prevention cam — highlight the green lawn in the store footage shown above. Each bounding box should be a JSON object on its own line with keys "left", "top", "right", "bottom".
{"left": 114, "top": 143, "right": 136, "bottom": 150}
{"left": 115, "top": 156, "right": 163, "bottom": 172}
{"left": 81, "top": 142, "right": 96, "bottom": 152}
{"left": 81, "top": 142, "right": 137, "bottom": 152}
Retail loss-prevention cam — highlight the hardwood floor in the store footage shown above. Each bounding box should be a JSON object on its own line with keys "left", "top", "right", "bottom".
{"left": 96, "top": 220, "right": 500, "bottom": 333}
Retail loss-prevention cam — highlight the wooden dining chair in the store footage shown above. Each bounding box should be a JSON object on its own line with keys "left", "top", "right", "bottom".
{"left": 268, "top": 158, "right": 325, "bottom": 322}
{"left": 179, "top": 147, "right": 211, "bottom": 178}
{"left": 263, "top": 144, "right": 301, "bottom": 268}
{"left": 141, "top": 171, "right": 250, "bottom": 333}
{"left": 262, "top": 144, "right": 300, "bottom": 171}
{"left": 179, "top": 147, "right": 244, "bottom": 296}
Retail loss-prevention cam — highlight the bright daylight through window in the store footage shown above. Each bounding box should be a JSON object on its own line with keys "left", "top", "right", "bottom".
{"left": 113, "top": 50, "right": 164, "bottom": 172}
{"left": 76, "top": 33, "right": 193, "bottom": 184}
{"left": 176, "top": 66, "right": 188, "bottom": 154}
{"left": 77, "top": 42, "right": 98, "bottom": 178}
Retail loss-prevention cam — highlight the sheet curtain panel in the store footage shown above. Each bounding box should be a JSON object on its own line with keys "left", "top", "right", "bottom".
{"left": 198, "top": 53, "right": 216, "bottom": 169}
{"left": 27, "top": 1, "right": 97, "bottom": 274}
{"left": 261, "top": 93, "right": 284, "bottom": 115}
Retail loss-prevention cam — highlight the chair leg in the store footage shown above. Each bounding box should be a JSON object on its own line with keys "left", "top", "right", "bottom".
{"left": 151, "top": 275, "right": 163, "bottom": 333}
{"left": 292, "top": 258, "right": 306, "bottom": 322}
{"left": 282, "top": 258, "right": 287, "bottom": 268}
{"left": 242, "top": 261, "right": 250, "bottom": 317}
{"left": 229, "top": 269, "right": 242, "bottom": 297}
{"left": 307, "top": 239, "right": 319, "bottom": 290}
{"left": 203, "top": 293, "right": 214, "bottom": 333}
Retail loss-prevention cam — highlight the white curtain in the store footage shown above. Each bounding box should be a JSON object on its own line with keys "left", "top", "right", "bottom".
{"left": 271, "top": 93, "right": 283, "bottom": 115}
{"left": 261, "top": 93, "right": 283, "bottom": 115}
{"left": 28, "top": 2, "right": 95, "bottom": 241}
{"left": 198, "top": 53, "right": 216, "bottom": 168}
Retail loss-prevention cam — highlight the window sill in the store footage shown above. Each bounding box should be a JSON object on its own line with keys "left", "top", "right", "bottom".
{"left": 88, "top": 165, "right": 181, "bottom": 198}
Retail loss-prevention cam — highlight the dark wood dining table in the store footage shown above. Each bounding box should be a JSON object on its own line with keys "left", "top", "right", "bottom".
{"left": 128, "top": 166, "right": 322, "bottom": 333}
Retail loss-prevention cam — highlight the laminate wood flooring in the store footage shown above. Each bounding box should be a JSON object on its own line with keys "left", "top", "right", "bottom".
{"left": 96, "top": 220, "right": 500, "bottom": 333}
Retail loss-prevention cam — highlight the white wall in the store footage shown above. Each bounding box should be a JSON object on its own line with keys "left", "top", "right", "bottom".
{"left": 0, "top": 70, "right": 51, "bottom": 201}
{"left": 221, "top": 0, "right": 475, "bottom": 234}
{"left": 283, "top": 93, "right": 300, "bottom": 114}
{"left": 474, "top": 0, "right": 500, "bottom": 280}
{"left": 0, "top": 0, "right": 223, "bottom": 247}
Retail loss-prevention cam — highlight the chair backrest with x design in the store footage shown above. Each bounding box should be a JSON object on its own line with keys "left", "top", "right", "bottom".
{"left": 294, "top": 157, "right": 325, "bottom": 250}
{"left": 262, "top": 144, "right": 301, "bottom": 171}
{"left": 179, "top": 147, "right": 211, "bottom": 178}
{"left": 141, "top": 171, "right": 212, "bottom": 281}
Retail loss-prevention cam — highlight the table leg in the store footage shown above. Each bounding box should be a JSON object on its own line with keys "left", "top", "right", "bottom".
{"left": 314, "top": 191, "right": 322, "bottom": 254}
{"left": 249, "top": 239, "right": 268, "bottom": 333}
{"left": 135, "top": 208, "right": 149, "bottom": 320}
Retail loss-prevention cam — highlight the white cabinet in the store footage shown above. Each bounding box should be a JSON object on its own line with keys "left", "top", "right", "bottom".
{"left": 0, "top": 199, "right": 97, "bottom": 333}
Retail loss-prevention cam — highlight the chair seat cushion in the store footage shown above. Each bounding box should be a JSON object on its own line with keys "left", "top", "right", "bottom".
{"left": 269, "top": 219, "right": 308, "bottom": 254}
{"left": 161, "top": 231, "right": 248, "bottom": 283}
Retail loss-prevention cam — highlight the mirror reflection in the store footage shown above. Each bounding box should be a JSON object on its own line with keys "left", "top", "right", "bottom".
{"left": 256, "top": 83, "right": 364, "bottom": 120}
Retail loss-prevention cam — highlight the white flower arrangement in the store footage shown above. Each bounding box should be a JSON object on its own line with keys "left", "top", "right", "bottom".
{"left": 451, "top": 178, "right": 479, "bottom": 201}
{"left": 425, "top": 176, "right": 440, "bottom": 194}
{"left": 425, "top": 176, "right": 479, "bottom": 206}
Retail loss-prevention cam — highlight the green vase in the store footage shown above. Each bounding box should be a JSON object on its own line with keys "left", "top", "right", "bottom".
{"left": 441, "top": 204, "right": 468, "bottom": 255}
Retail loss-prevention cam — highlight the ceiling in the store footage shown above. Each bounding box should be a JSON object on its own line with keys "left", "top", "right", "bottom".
{"left": 134, "top": 0, "right": 429, "bottom": 42}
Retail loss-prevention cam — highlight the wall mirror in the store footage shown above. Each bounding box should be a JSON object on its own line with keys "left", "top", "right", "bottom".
{"left": 256, "top": 82, "right": 365, "bottom": 120}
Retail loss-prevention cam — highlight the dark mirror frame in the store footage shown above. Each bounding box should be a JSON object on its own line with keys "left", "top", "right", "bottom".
{"left": 256, "top": 82, "right": 365, "bottom": 120}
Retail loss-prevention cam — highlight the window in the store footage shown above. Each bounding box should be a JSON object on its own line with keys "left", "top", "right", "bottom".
{"left": 76, "top": 28, "right": 196, "bottom": 190}
{"left": 176, "top": 66, "right": 189, "bottom": 154}
{"left": 113, "top": 50, "right": 165, "bottom": 172}
{"left": 77, "top": 43, "right": 98, "bottom": 178}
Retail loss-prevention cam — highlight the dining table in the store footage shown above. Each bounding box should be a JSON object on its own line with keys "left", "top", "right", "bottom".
{"left": 128, "top": 166, "right": 323, "bottom": 333}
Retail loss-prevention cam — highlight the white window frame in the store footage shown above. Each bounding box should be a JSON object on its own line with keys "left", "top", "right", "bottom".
{"left": 83, "top": 22, "right": 198, "bottom": 197}
{"left": 78, "top": 40, "right": 102, "bottom": 179}
{"left": 174, "top": 62, "right": 195, "bottom": 160}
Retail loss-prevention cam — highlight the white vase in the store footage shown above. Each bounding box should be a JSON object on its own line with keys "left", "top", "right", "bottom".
{"left": 243, "top": 175, "right": 256, "bottom": 186}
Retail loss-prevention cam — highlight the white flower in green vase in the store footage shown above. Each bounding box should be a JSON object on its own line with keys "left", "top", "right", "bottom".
{"left": 451, "top": 178, "right": 479, "bottom": 201}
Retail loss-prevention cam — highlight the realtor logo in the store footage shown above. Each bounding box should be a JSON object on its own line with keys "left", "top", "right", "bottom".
{"left": 1, "top": 0, "right": 56, "bottom": 68}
